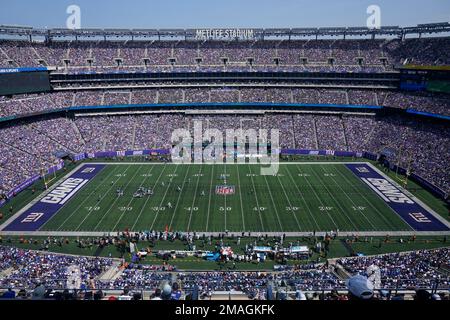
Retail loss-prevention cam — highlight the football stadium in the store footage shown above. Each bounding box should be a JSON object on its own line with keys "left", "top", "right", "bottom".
{"left": 0, "top": 0, "right": 449, "bottom": 308}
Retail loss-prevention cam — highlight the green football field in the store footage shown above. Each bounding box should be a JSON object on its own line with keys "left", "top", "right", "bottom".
{"left": 36, "top": 162, "right": 415, "bottom": 233}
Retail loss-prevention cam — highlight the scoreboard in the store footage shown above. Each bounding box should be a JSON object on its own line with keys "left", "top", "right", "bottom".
{"left": 0, "top": 68, "right": 51, "bottom": 95}
{"left": 399, "top": 66, "right": 450, "bottom": 93}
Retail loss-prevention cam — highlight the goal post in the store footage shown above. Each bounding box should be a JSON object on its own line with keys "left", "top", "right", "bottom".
{"left": 41, "top": 162, "right": 57, "bottom": 189}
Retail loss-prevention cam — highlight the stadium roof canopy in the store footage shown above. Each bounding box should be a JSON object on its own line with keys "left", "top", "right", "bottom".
{"left": 0, "top": 22, "right": 449, "bottom": 40}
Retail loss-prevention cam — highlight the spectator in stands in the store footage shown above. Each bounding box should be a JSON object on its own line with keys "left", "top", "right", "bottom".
{"left": 346, "top": 275, "right": 374, "bottom": 300}
{"left": 1, "top": 288, "right": 16, "bottom": 299}
{"left": 150, "top": 288, "right": 162, "bottom": 300}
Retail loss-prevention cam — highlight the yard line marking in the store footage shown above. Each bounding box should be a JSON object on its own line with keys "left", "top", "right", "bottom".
{"left": 318, "top": 164, "right": 376, "bottom": 230}
{"left": 262, "top": 173, "right": 284, "bottom": 231}
{"left": 55, "top": 165, "right": 119, "bottom": 230}
{"left": 131, "top": 164, "right": 168, "bottom": 231}
{"left": 186, "top": 165, "right": 202, "bottom": 232}
{"left": 111, "top": 165, "right": 156, "bottom": 231}
{"left": 149, "top": 165, "right": 180, "bottom": 230}
{"left": 248, "top": 164, "right": 265, "bottom": 231}
{"left": 274, "top": 171, "right": 302, "bottom": 231}
{"left": 224, "top": 163, "right": 227, "bottom": 231}
{"left": 235, "top": 164, "right": 246, "bottom": 231}
{"left": 205, "top": 165, "right": 215, "bottom": 231}
{"left": 336, "top": 165, "right": 398, "bottom": 230}
{"left": 294, "top": 164, "right": 339, "bottom": 230}
{"left": 92, "top": 165, "right": 141, "bottom": 231}
{"left": 73, "top": 165, "right": 132, "bottom": 231}
{"left": 307, "top": 165, "right": 359, "bottom": 230}
{"left": 284, "top": 165, "right": 320, "bottom": 230}
{"left": 168, "top": 165, "right": 191, "bottom": 231}
{"left": 169, "top": 166, "right": 191, "bottom": 229}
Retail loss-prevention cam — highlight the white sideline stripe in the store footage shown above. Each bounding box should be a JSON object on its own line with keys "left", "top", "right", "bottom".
{"left": 59, "top": 180, "right": 89, "bottom": 205}
{"left": 85, "top": 161, "right": 370, "bottom": 165}
{"left": 360, "top": 177, "right": 391, "bottom": 203}
{"left": 1, "top": 230, "right": 449, "bottom": 237}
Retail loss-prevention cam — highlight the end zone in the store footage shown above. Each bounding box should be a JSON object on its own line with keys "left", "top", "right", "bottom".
{"left": 346, "top": 163, "right": 450, "bottom": 232}
{"left": 0, "top": 164, "right": 105, "bottom": 232}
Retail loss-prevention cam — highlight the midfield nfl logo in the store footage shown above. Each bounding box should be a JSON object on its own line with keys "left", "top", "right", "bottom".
{"left": 215, "top": 185, "right": 235, "bottom": 195}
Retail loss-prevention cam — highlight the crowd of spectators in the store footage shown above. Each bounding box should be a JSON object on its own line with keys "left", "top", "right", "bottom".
{"left": 0, "top": 245, "right": 448, "bottom": 300}
{"left": 0, "top": 110, "right": 449, "bottom": 195}
{"left": 2, "top": 37, "right": 449, "bottom": 72}
{"left": 365, "top": 115, "right": 450, "bottom": 193}
{"left": 0, "top": 92, "right": 72, "bottom": 118}
{"left": 1, "top": 88, "right": 448, "bottom": 119}
{"left": 337, "top": 248, "right": 449, "bottom": 289}
{"left": 382, "top": 91, "right": 450, "bottom": 116}
{"left": 98, "top": 264, "right": 173, "bottom": 291}
{"left": 178, "top": 269, "right": 344, "bottom": 298}
{"left": 0, "top": 246, "right": 114, "bottom": 290}
{"left": 0, "top": 39, "right": 449, "bottom": 196}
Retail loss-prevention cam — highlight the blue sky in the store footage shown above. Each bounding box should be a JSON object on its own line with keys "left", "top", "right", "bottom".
{"left": 0, "top": 0, "right": 449, "bottom": 29}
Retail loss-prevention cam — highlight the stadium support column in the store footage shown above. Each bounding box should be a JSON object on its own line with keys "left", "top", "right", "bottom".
{"left": 312, "top": 117, "right": 319, "bottom": 149}
{"left": 341, "top": 119, "right": 349, "bottom": 151}
{"left": 395, "top": 146, "right": 403, "bottom": 180}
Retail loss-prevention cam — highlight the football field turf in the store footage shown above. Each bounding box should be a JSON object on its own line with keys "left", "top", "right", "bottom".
{"left": 26, "top": 161, "right": 424, "bottom": 233}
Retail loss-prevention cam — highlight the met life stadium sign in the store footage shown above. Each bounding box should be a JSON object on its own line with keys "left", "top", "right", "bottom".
{"left": 195, "top": 28, "right": 255, "bottom": 40}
